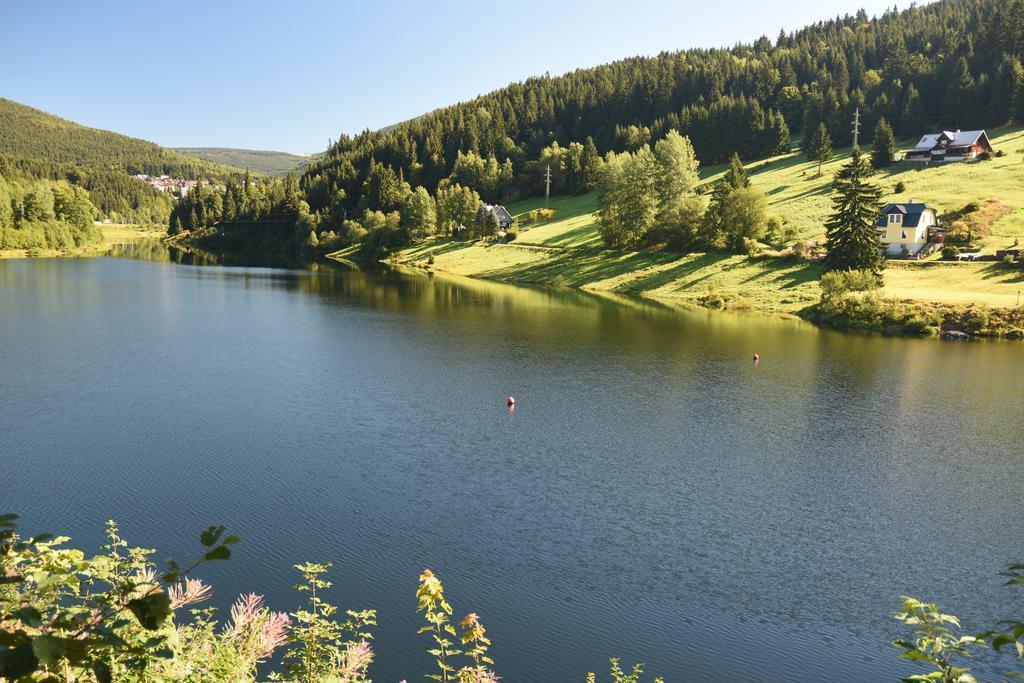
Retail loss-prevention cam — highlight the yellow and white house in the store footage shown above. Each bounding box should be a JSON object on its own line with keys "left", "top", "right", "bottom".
{"left": 875, "top": 202, "right": 941, "bottom": 256}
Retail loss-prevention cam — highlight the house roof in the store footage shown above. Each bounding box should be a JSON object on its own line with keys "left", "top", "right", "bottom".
{"left": 876, "top": 203, "right": 938, "bottom": 228}
{"left": 947, "top": 130, "right": 987, "bottom": 147}
{"left": 911, "top": 130, "right": 988, "bottom": 151}
{"left": 912, "top": 134, "right": 943, "bottom": 151}
{"left": 485, "top": 204, "right": 514, "bottom": 222}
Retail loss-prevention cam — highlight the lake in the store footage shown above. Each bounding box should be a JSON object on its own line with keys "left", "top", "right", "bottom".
{"left": 2, "top": 244, "right": 1022, "bottom": 681}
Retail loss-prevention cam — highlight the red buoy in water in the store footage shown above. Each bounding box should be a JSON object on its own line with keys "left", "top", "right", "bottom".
{"left": 753, "top": 353, "right": 760, "bottom": 366}
{"left": 507, "top": 395, "right": 516, "bottom": 407}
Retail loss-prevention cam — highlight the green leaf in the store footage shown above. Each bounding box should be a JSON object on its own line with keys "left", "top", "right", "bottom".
{"left": 126, "top": 591, "right": 172, "bottom": 630}
{"left": 15, "top": 607, "right": 43, "bottom": 628}
{"left": 31, "top": 634, "right": 65, "bottom": 668}
{"left": 0, "top": 513, "right": 18, "bottom": 526}
{"left": 0, "top": 574, "right": 22, "bottom": 584}
{"left": 0, "top": 642, "right": 38, "bottom": 678}
{"left": 94, "top": 660, "right": 112, "bottom": 683}
{"left": 203, "top": 546, "right": 231, "bottom": 561}
{"left": 222, "top": 534, "right": 241, "bottom": 545}
{"left": 200, "top": 525, "right": 225, "bottom": 547}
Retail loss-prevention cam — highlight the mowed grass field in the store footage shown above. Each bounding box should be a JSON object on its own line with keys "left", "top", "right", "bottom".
{"left": 398, "top": 126, "right": 1024, "bottom": 312}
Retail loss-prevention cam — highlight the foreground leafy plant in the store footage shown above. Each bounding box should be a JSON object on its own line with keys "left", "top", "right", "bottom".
{"left": 586, "top": 658, "right": 664, "bottom": 683}
{"left": 892, "top": 595, "right": 984, "bottom": 682}
{"left": 416, "top": 569, "right": 500, "bottom": 683}
{"left": 275, "top": 562, "right": 376, "bottom": 683}
{"left": 2, "top": 514, "right": 670, "bottom": 682}
{"left": 0, "top": 514, "right": 238, "bottom": 681}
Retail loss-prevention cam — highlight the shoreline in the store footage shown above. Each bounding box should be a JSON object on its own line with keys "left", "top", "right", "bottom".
{"left": 379, "top": 239, "right": 1024, "bottom": 341}
{"left": 0, "top": 224, "right": 165, "bottom": 260}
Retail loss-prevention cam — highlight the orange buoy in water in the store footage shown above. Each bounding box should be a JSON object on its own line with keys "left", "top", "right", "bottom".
{"left": 753, "top": 353, "right": 760, "bottom": 366}
{"left": 507, "top": 395, "right": 516, "bottom": 407}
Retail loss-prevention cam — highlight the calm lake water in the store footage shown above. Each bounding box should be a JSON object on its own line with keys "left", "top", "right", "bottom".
{"left": 2, "top": 243, "right": 1022, "bottom": 681}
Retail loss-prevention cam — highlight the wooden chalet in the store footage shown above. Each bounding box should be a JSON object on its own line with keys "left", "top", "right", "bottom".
{"left": 904, "top": 129, "right": 993, "bottom": 163}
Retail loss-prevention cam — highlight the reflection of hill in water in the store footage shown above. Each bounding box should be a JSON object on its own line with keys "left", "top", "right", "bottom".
{"left": 105, "top": 239, "right": 334, "bottom": 270}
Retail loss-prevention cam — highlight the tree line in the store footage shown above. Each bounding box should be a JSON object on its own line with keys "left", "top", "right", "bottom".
{"left": 0, "top": 164, "right": 103, "bottom": 251}
{"left": 291, "top": 0, "right": 1024, "bottom": 224}
{"left": 173, "top": 0, "right": 1024, "bottom": 266}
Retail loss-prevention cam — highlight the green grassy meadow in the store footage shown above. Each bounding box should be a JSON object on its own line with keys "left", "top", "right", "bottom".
{"left": 396, "top": 126, "right": 1024, "bottom": 313}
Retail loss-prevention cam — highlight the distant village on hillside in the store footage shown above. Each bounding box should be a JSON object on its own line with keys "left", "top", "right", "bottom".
{"left": 133, "top": 174, "right": 209, "bottom": 197}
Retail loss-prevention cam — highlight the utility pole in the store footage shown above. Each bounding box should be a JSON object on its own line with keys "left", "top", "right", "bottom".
{"left": 851, "top": 107, "right": 861, "bottom": 149}
{"left": 544, "top": 165, "right": 552, "bottom": 206}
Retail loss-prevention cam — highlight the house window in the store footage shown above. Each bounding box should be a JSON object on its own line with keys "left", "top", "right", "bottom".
{"left": 888, "top": 214, "right": 902, "bottom": 225}
{"left": 901, "top": 230, "right": 907, "bottom": 239}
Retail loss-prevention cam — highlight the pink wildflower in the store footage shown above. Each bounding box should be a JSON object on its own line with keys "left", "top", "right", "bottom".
{"left": 228, "top": 593, "right": 265, "bottom": 634}
{"left": 253, "top": 611, "right": 291, "bottom": 662}
{"left": 168, "top": 578, "right": 212, "bottom": 609}
{"left": 340, "top": 641, "right": 374, "bottom": 679}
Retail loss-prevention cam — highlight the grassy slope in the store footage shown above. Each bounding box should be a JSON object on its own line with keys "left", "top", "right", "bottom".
{"left": 173, "top": 148, "right": 314, "bottom": 175}
{"left": 398, "top": 126, "right": 1024, "bottom": 313}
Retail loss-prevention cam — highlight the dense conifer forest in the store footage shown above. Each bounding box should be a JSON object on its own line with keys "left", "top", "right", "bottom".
{"left": 166, "top": 0, "right": 1024, "bottom": 259}
{"left": 301, "top": 0, "right": 1024, "bottom": 212}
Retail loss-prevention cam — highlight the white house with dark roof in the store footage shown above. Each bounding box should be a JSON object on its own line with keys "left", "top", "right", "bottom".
{"left": 903, "top": 130, "right": 993, "bottom": 163}
{"left": 876, "top": 201, "right": 942, "bottom": 256}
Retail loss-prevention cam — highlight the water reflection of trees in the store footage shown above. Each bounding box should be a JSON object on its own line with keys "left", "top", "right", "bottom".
{"left": 106, "top": 240, "right": 308, "bottom": 269}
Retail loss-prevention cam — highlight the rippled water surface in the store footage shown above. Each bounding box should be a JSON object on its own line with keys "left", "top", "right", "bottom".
{"left": 2, "top": 250, "right": 1022, "bottom": 681}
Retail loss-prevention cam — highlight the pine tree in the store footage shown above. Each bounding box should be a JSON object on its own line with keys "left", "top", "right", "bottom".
{"left": 944, "top": 57, "right": 975, "bottom": 126}
{"left": 701, "top": 153, "right": 751, "bottom": 250}
{"left": 808, "top": 123, "right": 833, "bottom": 176}
{"left": 901, "top": 84, "right": 927, "bottom": 134}
{"left": 581, "top": 136, "right": 603, "bottom": 190}
{"left": 723, "top": 153, "right": 750, "bottom": 189}
{"left": 871, "top": 117, "right": 897, "bottom": 168}
{"left": 769, "top": 111, "right": 791, "bottom": 155}
{"left": 824, "top": 148, "right": 884, "bottom": 277}
{"left": 473, "top": 203, "right": 490, "bottom": 236}
{"left": 485, "top": 208, "right": 500, "bottom": 236}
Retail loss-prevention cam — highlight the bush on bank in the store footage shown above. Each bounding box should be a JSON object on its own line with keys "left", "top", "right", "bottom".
{"left": 0, "top": 515, "right": 665, "bottom": 683}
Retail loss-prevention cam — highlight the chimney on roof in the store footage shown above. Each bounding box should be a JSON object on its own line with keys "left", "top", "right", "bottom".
{"left": 909, "top": 198, "right": 915, "bottom": 204}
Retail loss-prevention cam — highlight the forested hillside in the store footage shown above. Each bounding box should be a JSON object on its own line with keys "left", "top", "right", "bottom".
{"left": 0, "top": 99, "right": 245, "bottom": 223}
{"left": 0, "top": 99, "right": 242, "bottom": 177}
{"left": 172, "top": 0, "right": 1024, "bottom": 262}
{"left": 301, "top": 0, "right": 1024, "bottom": 215}
{"left": 174, "top": 147, "right": 314, "bottom": 175}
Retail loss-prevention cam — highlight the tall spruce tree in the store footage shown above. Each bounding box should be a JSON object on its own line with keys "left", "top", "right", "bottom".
{"left": 824, "top": 148, "right": 884, "bottom": 278}
{"left": 769, "top": 111, "right": 791, "bottom": 155}
{"left": 871, "top": 117, "right": 897, "bottom": 168}
{"left": 701, "top": 153, "right": 752, "bottom": 249}
{"left": 581, "top": 136, "right": 603, "bottom": 190}
{"left": 723, "top": 153, "right": 750, "bottom": 188}
{"left": 808, "top": 123, "right": 833, "bottom": 176}
{"left": 944, "top": 57, "right": 975, "bottom": 126}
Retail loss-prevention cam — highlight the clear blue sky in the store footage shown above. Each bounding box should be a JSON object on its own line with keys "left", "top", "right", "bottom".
{"left": 4, "top": 0, "right": 912, "bottom": 153}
